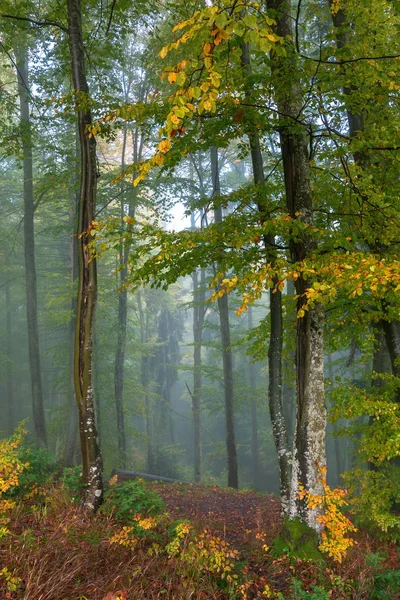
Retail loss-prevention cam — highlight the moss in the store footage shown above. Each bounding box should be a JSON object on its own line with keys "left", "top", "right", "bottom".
{"left": 270, "top": 517, "right": 325, "bottom": 563}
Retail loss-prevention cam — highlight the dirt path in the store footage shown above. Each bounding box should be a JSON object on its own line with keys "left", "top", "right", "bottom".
{"left": 152, "top": 483, "right": 282, "bottom": 548}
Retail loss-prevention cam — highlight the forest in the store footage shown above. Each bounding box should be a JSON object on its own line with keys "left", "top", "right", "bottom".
{"left": 0, "top": 0, "right": 400, "bottom": 598}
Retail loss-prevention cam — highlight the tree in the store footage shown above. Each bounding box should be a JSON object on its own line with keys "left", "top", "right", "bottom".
{"left": 267, "top": 0, "right": 326, "bottom": 530}
{"left": 211, "top": 145, "right": 239, "bottom": 489}
{"left": 15, "top": 39, "right": 48, "bottom": 449}
{"left": 67, "top": 0, "right": 103, "bottom": 511}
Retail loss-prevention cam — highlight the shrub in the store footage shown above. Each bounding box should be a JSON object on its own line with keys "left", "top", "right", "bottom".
{"left": 370, "top": 569, "right": 400, "bottom": 599}
{"left": 102, "top": 479, "right": 166, "bottom": 522}
{"left": 343, "top": 467, "right": 400, "bottom": 541}
{"left": 298, "top": 466, "right": 357, "bottom": 562}
{"left": 0, "top": 424, "right": 29, "bottom": 537}
{"left": 14, "top": 447, "right": 58, "bottom": 498}
{"left": 60, "top": 465, "right": 85, "bottom": 501}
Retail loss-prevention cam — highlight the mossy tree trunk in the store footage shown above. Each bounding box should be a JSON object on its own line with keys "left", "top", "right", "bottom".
{"left": 67, "top": 0, "right": 103, "bottom": 511}
{"left": 268, "top": 0, "right": 326, "bottom": 530}
{"left": 241, "top": 39, "right": 290, "bottom": 507}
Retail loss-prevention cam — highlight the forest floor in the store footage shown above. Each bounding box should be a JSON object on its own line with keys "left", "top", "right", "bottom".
{"left": 152, "top": 482, "right": 282, "bottom": 548}
{"left": 1, "top": 481, "right": 400, "bottom": 600}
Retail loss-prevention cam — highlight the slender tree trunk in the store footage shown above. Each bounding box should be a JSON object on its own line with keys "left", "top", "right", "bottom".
{"left": 190, "top": 207, "right": 206, "bottom": 483}
{"left": 191, "top": 253, "right": 206, "bottom": 483}
{"left": 268, "top": 0, "right": 326, "bottom": 530}
{"left": 381, "top": 318, "right": 400, "bottom": 383}
{"left": 137, "top": 290, "right": 156, "bottom": 473}
{"left": 283, "top": 280, "right": 296, "bottom": 444}
{"left": 327, "top": 354, "right": 341, "bottom": 484}
{"left": 211, "top": 145, "right": 238, "bottom": 489}
{"left": 4, "top": 258, "right": 14, "bottom": 434}
{"left": 114, "top": 125, "right": 129, "bottom": 468}
{"left": 247, "top": 305, "right": 261, "bottom": 490}
{"left": 15, "top": 42, "right": 47, "bottom": 448}
{"left": 67, "top": 0, "right": 103, "bottom": 511}
{"left": 242, "top": 40, "right": 291, "bottom": 509}
{"left": 62, "top": 197, "right": 79, "bottom": 466}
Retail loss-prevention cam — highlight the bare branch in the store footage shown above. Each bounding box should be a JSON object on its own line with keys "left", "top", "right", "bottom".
{"left": 0, "top": 13, "right": 68, "bottom": 33}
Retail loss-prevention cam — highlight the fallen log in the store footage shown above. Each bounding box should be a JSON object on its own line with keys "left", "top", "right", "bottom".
{"left": 110, "top": 468, "right": 186, "bottom": 484}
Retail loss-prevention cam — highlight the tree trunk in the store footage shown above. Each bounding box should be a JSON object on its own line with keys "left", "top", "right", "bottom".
{"left": 247, "top": 305, "right": 261, "bottom": 490}
{"left": 4, "top": 258, "right": 14, "bottom": 435}
{"left": 211, "top": 145, "right": 238, "bottom": 489}
{"left": 114, "top": 125, "right": 130, "bottom": 468}
{"left": 241, "top": 40, "right": 291, "bottom": 510}
{"left": 381, "top": 318, "right": 400, "bottom": 383}
{"left": 268, "top": 0, "right": 326, "bottom": 530}
{"left": 137, "top": 290, "right": 156, "bottom": 473}
{"left": 67, "top": 0, "right": 103, "bottom": 511}
{"left": 191, "top": 257, "right": 206, "bottom": 483}
{"left": 327, "top": 354, "right": 341, "bottom": 485}
{"left": 62, "top": 195, "right": 79, "bottom": 467}
{"left": 15, "top": 42, "right": 47, "bottom": 448}
{"left": 283, "top": 280, "right": 296, "bottom": 444}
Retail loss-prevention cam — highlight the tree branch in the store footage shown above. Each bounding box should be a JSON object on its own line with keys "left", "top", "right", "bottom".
{"left": 0, "top": 13, "right": 68, "bottom": 33}
{"left": 105, "top": 0, "right": 117, "bottom": 35}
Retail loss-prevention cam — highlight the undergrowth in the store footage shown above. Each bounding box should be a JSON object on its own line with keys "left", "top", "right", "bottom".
{"left": 0, "top": 432, "right": 399, "bottom": 599}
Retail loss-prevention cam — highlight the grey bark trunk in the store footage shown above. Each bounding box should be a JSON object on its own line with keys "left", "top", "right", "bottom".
{"left": 191, "top": 248, "right": 206, "bottom": 484}
{"left": 327, "top": 354, "right": 341, "bottom": 485}
{"left": 114, "top": 125, "right": 129, "bottom": 468}
{"left": 247, "top": 306, "right": 261, "bottom": 490}
{"left": 268, "top": 0, "right": 326, "bottom": 529}
{"left": 62, "top": 195, "right": 79, "bottom": 467}
{"left": 4, "top": 258, "right": 14, "bottom": 434}
{"left": 15, "top": 43, "right": 47, "bottom": 449}
{"left": 137, "top": 290, "right": 156, "bottom": 473}
{"left": 67, "top": 0, "right": 103, "bottom": 511}
{"left": 211, "top": 146, "right": 239, "bottom": 489}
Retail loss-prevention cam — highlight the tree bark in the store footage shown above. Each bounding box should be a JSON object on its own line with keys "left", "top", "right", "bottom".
{"left": 211, "top": 145, "right": 239, "bottom": 489}
{"left": 247, "top": 305, "right": 261, "bottom": 490}
{"left": 62, "top": 192, "right": 79, "bottom": 467}
{"left": 268, "top": 0, "right": 326, "bottom": 530}
{"left": 114, "top": 125, "right": 130, "bottom": 468}
{"left": 242, "top": 39, "right": 291, "bottom": 508}
{"left": 67, "top": 0, "right": 103, "bottom": 511}
{"left": 381, "top": 318, "right": 400, "bottom": 383}
{"left": 4, "top": 257, "right": 14, "bottom": 435}
{"left": 137, "top": 290, "right": 156, "bottom": 473}
{"left": 191, "top": 237, "right": 206, "bottom": 483}
{"left": 15, "top": 42, "right": 47, "bottom": 448}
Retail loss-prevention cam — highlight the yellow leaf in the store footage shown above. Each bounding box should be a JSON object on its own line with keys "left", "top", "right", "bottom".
{"left": 203, "top": 41, "right": 214, "bottom": 56}
{"left": 154, "top": 153, "right": 165, "bottom": 166}
{"left": 158, "top": 139, "right": 172, "bottom": 153}
{"left": 159, "top": 46, "right": 169, "bottom": 59}
{"left": 168, "top": 72, "right": 177, "bottom": 84}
